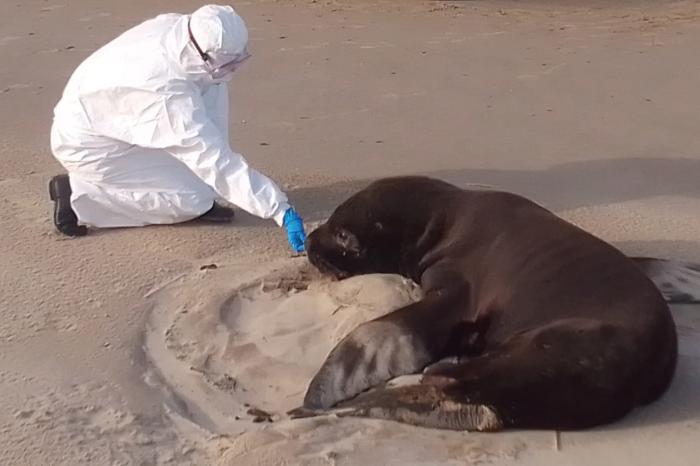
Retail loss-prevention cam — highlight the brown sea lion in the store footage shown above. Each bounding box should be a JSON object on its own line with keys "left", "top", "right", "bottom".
{"left": 293, "top": 176, "right": 699, "bottom": 431}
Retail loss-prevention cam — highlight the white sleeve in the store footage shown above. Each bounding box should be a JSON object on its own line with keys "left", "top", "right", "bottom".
{"left": 144, "top": 86, "right": 290, "bottom": 225}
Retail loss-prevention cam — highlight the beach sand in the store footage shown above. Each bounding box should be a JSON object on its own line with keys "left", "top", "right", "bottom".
{"left": 1, "top": 0, "right": 700, "bottom": 464}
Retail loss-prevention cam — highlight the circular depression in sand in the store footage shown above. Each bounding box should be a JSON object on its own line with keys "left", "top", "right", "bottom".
{"left": 143, "top": 258, "right": 422, "bottom": 434}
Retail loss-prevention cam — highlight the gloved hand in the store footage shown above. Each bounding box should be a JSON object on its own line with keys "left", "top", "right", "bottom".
{"left": 283, "top": 207, "right": 307, "bottom": 253}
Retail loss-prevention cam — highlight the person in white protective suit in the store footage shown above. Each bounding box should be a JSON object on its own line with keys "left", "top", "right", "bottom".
{"left": 48, "top": 4, "right": 307, "bottom": 252}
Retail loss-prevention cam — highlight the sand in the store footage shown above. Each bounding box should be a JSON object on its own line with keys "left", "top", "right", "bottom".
{"left": 2, "top": 0, "right": 700, "bottom": 464}
{"left": 143, "top": 259, "right": 422, "bottom": 432}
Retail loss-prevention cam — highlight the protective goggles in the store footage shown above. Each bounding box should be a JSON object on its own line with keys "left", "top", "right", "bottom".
{"left": 188, "top": 19, "right": 251, "bottom": 79}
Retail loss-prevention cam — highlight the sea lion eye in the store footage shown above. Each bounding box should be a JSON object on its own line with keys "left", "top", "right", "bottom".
{"left": 335, "top": 228, "right": 360, "bottom": 254}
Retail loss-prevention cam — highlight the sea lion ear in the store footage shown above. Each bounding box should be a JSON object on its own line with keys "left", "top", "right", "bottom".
{"left": 336, "top": 228, "right": 361, "bottom": 254}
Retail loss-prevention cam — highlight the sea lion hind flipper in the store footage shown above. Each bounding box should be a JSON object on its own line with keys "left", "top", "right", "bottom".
{"left": 417, "top": 318, "right": 669, "bottom": 430}
{"left": 333, "top": 383, "right": 504, "bottom": 432}
{"left": 631, "top": 258, "right": 700, "bottom": 303}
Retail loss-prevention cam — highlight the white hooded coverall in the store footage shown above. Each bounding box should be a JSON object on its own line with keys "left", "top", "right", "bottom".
{"left": 50, "top": 5, "right": 291, "bottom": 228}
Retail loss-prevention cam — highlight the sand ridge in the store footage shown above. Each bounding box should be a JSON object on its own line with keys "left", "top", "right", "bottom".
{"left": 143, "top": 258, "right": 422, "bottom": 432}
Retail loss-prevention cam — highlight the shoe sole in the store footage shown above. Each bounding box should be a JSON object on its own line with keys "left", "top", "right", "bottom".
{"left": 48, "top": 177, "right": 58, "bottom": 201}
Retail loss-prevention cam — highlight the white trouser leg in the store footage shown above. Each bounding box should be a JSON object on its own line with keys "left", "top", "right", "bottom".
{"left": 69, "top": 175, "right": 215, "bottom": 228}
{"left": 52, "top": 125, "right": 217, "bottom": 228}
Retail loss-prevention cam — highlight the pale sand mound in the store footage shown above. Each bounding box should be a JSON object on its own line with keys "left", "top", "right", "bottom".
{"left": 144, "top": 258, "right": 424, "bottom": 432}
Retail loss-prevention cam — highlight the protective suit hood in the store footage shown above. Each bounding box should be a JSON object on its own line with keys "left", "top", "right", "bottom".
{"left": 165, "top": 5, "right": 249, "bottom": 85}
{"left": 189, "top": 5, "right": 248, "bottom": 58}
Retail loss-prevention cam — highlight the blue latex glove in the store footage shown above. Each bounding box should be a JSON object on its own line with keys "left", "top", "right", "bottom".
{"left": 283, "top": 207, "right": 307, "bottom": 253}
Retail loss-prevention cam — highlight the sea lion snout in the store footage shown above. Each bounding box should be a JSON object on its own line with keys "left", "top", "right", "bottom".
{"left": 305, "top": 222, "right": 372, "bottom": 279}
{"left": 305, "top": 227, "right": 348, "bottom": 279}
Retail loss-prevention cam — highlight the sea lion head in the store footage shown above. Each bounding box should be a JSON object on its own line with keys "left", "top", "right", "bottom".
{"left": 305, "top": 216, "right": 399, "bottom": 279}
{"left": 305, "top": 185, "right": 410, "bottom": 279}
{"left": 306, "top": 176, "right": 457, "bottom": 279}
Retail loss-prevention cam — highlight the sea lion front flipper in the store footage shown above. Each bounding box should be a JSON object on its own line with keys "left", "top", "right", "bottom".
{"left": 303, "top": 290, "right": 468, "bottom": 410}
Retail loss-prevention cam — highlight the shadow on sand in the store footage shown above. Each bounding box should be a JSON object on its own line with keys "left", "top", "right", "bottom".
{"left": 290, "top": 157, "right": 700, "bottom": 222}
